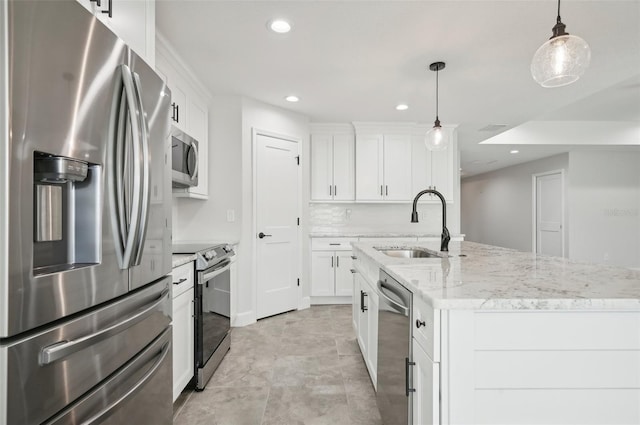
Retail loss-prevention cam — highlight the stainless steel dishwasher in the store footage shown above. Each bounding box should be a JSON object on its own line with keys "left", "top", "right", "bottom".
{"left": 377, "top": 270, "right": 413, "bottom": 425}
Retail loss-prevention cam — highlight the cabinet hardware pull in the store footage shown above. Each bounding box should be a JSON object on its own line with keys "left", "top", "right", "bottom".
{"left": 100, "top": 0, "right": 112, "bottom": 17}
{"left": 175, "top": 104, "right": 179, "bottom": 123}
{"left": 360, "top": 291, "right": 368, "bottom": 312}
{"left": 90, "top": 0, "right": 101, "bottom": 7}
{"left": 336, "top": 256, "right": 339, "bottom": 267}
{"left": 329, "top": 243, "right": 340, "bottom": 246}
{"left": 416, "top": 319, "right": 426, "bottom": 328}
{"left": 351, "top": 255, "right": 357, "bottom": 260}
{"left": 350, "top": 269, "right": 356, "bottom": 274}
{"left": 329, "top": 185, "right": 332, "bottom": 196}
{"left": 380, "top": 185, "right": 383, "bottom": 196}
{"left": 386, "top": 185, "right": 388, "bottom": 196}
{"left": 170, "top": 102, "right": 176, "bottom": 122}
{"left": 331, "top": 256, "right": 334, "bottom": 268}
{"left": 334, "top": 185, "right": 337, "bottom": 196}
{"left": 405, "top": 357, "right": 416, "bottom": 396}
{"left": 172, "top": 278, "right": 187, "bottom": 285}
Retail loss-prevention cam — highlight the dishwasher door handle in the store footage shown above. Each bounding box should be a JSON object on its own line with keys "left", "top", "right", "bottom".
{"left": 377, "top": 280, "right": 409, "bottom": 316}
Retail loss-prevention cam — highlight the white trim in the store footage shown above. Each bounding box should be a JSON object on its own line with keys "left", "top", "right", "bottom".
{"left": 311, "top": 296, "right": 352, "bottom": 305}
{"left": 155, "top": 32, "right": 212, "bottom": 101}
{"left": 252, "top": 128, "right": 303, "bottom": 320}
{"left": 309, "top": 123, "right": 354, "bottom": 134}
{"left": 231, "top": 310, "right": 256, "bottom": 328}
{"left": 298, "top": 296, "right": 311, "bottom": 310}
{"left": 532, "top": 169, "right": 566, "bottom": 257}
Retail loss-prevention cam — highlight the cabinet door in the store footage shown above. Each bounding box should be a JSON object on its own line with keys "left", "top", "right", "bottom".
{"left": 172, "top": 290, "right": 194, "bottom": 402}
{"left": 334, "top": 252, "right": 354, "bottom": 296}
{"left": 332, "top": 134, "right": 355, "bottom": 201}
{"left": 185, "top": 98, "right": 208, "bottom": 199}
{"left": 311, "top": 251, "right": 335, "bottom": 296}
{"left": 352, "top": 269, "right": 360, "bottom": 331}
{"left": 355, "top": 274, "right": 369, "bottom": 355}
{"left": 430, "top": 142, "right": 454, "bottom": 202}
{"left": 170, "top": 83, "right": 187, "bottom": 132}
{"left": 310, "top": 134, "right": 334, "bottom": 201}
{"left": 383, "top": 134, "right": 413, "bottom": 201}
{"left": 412, "top": 339, "right": 440, "bottom": 425}
{"left": 355, "top": 134, "right": 384, "bottom": 201}
{"left": 96, "top": 0, "right": 153, "bottom": 64}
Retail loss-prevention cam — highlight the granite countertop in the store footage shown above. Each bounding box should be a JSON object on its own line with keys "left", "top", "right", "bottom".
{"left": 172, "top": 254, "right": 197, "bottom": 268}
{"left": 352, "top": 240, "right": 640, "bottom": 311}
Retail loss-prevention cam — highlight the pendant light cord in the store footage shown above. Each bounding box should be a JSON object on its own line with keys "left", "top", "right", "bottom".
{"left": 435, "top": 66, "right": 439, "bottom": 121}
{"left": 557, "top": 0, "right": 562, "bottom": 24}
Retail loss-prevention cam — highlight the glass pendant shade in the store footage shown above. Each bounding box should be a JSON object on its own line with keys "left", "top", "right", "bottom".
{"left": 531, "top": 34, "right": 591, "bottom": 88}
{"left": 425, "top": 122, "right": 447, "bottom": 151}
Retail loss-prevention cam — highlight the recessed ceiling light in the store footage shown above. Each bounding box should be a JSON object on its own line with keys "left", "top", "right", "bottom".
{"left": 396, "top": 104, "right": 408, "bottom": 111}
{"left": 510, "top": 150, "right": 519, "bottom": 154}
{"left": 285, "top": 95, "right": 299, "bottom": 102}
{"left": 269, "top": 19, "right": 291, "bottom": 34}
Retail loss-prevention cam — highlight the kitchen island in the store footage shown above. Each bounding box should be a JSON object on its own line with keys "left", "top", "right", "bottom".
{"left": 351, "top": 241, "right": 640, "bottom": 425}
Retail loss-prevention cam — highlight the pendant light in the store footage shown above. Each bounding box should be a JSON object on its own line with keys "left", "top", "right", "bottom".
{"left": 425, "top": 61, "right": 448, "bottom": 152}
{"left": 531, "top": 0, "right": 591, "bottom": 88}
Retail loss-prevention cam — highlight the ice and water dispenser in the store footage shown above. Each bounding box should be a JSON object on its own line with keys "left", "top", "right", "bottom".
{"left": 33, "top": 152, "right": 101, "bottom": 275}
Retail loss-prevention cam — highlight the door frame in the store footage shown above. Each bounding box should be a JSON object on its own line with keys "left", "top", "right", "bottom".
{"left": 531, "top": 169, "right": 566, "bottom": 257}
{"left": 251, "top": 128, "right": 302, "bottom": 318}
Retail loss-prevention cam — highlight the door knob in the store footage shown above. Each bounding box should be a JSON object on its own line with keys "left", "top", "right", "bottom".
{"left": 258, "top": 232, "right": 272, "bottom": 239}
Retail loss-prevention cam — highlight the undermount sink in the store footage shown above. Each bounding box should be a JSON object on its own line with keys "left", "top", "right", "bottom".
{"left": 375, "top": 247, "right": 445, "bottom": 258}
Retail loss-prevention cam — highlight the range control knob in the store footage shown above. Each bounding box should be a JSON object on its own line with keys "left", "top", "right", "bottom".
{"left": 223, "top": 245, "right": 232, "bottom": 253}
{"left": 204, "top": 251, "right": 216, "bottom": 260}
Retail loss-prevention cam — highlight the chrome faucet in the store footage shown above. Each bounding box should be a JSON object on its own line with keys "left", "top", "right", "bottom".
{"left": 410, "top": 189, "right": 450, "bottom": 252}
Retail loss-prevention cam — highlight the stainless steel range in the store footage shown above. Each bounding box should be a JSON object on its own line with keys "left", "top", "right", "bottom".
{"left": 173, "top": 243, "right": 235, "bottom": 390}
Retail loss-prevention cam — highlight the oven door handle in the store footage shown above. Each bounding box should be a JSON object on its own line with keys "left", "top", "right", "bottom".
{"left": 200, "top": 258, "right": 233, "bottom": 283}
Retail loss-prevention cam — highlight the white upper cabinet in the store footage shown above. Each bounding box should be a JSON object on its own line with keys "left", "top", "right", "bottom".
{"left": 77, "top": 0, "right": 155, "bottom": 66}
{"left": 310, "top": 132, "right": 355, "bottom": 201}
{"left": 411, "top": 127, "right": 456, "bottom": 202}
{"left": 156, "top": 36, "right": 211, "bottom": 200}
{"left": 356, "top": 133, "right": 412, "bottom": 201}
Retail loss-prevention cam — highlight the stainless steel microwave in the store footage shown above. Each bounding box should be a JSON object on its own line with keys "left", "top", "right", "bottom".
{"left": 171, "top": 127, "right": 199, "bottom": 188}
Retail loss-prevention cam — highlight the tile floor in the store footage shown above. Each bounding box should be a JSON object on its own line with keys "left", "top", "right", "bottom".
{"left": 173, "top": 305, "right": 382, "bottom": 425}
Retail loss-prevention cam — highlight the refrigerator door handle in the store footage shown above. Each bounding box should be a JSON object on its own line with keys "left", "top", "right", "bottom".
{"left": 119, "top": 64, "right": 143, "bottom": 269}
{"left": 78, "top": 341, "right": 170, "bottom": 424}
{"left": 40, "top": 289, "right": 169, "bottom": 365}
{"left": 131, "top": 71, "right": 151, "bottom": 266}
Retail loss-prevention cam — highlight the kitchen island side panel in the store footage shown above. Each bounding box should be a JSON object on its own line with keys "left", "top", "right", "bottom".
{"left": 445, "top": 309, "right": 640, "bottom": 425}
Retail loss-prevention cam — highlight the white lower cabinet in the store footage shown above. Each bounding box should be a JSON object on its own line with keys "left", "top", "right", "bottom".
{"left": 412, "top": 339, "right": 440, "bottom": 425}
{"left": 354, "top": 272, "right": 378, "bottom": 387}
{"left": 311, "top": 238, "right": 356, "bottom": 302}
{"left": 171, "top": 262, "right": 195, "bottom": 402}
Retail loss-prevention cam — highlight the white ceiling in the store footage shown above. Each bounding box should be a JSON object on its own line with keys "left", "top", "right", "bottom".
{"left": 156, "top": 1, "right": 640, "bottom": 177}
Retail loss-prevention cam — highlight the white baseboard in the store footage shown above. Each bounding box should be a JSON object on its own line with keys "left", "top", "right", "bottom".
{"left": 298, "top": 296, "right": 311, "bottom": 310}
{"left": 231, "top": 310, "right": 256, "bottom": 327}
{"left": 311, "top": 296, "right": 352, "bottom": 305}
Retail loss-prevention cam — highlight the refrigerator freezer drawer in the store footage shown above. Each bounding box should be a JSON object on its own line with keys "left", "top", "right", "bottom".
{"left": 0, "top": 277, "right": 171, "bottom": 425}
{"left": 45, "top": 327, "right": 172, "bottom": 425}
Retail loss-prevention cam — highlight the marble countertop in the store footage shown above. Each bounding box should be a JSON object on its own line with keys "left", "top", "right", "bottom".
{"left": 172, "top": 254, "right": 197, "bottom": 268}
{"left": 352, "top": 240, "right": 640, "bottom": 310}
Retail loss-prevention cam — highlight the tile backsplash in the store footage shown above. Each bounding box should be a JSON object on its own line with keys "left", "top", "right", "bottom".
{"left": 310, "top": 202, "right": 451, "bottom": 234}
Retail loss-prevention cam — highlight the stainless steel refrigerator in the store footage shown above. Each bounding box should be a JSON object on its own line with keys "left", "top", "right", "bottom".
{"left": 0, "top": 1, "right": 173, "bottom": 423}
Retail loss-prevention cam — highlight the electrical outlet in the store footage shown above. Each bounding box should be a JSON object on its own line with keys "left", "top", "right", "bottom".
{"left": 227, "top": 209, "right": 235, "bottom": 222}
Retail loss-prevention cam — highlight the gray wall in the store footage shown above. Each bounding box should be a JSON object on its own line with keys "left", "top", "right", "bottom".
{"left": 461, "top": 154, "right": 569, "bottom": 252}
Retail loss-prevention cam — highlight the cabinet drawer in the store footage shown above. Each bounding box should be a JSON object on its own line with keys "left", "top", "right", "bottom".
{"left": 413, "top": 296, "right": 440, "bottom": 362}
{"left": 311, "top": 237, "right": 358, "bottom": 251}
{"left": 171, "top": 262, "right": 194, "bottom": 298}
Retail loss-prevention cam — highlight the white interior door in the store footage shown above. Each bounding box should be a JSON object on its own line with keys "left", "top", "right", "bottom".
{"left": 535, "top": 171, "right": 564, "bottom": 257}
{"left": 256, "top": 133, "right": 299, "bottom": 319}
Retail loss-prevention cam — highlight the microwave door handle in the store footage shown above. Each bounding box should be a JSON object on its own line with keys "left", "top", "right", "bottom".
{"left": 189, "top": 142, "right": 199, "bottom": 181}
{"left": 131, "top": 71, "right": 151, "bottom": 266}
{"left": 119, "top": 65, "right": 142, "bottom": 269}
